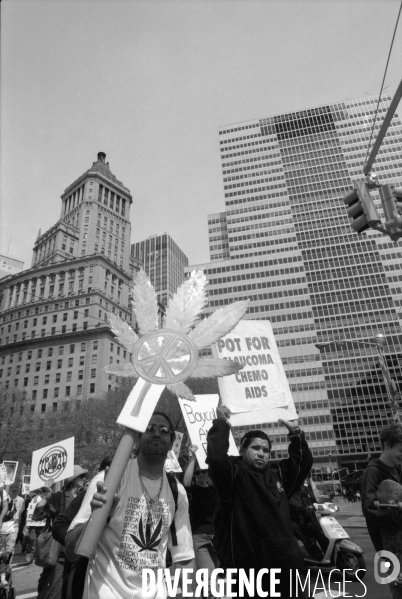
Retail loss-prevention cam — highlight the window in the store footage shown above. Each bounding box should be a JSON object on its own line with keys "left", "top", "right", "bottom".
{"left": 70, "top": 344, "right": 75, "bottom": 353}
{"left": 42, "top": 317, "right": 47, "bottom": 325}
{"left": 32, "top": 390, "right": 37, "bottom": 401}
{"left": 43, "top": 389, "right": 48, "bottom": 399}
{"left": 66, "top": 386, "right": 70, "bottom": 396}
{"left": 63, "top": 313, "right": 68, "bottom": 321}
{"left": 80, "top": 342, "right": 86, "bottom": 351}
{"left": 62, "top": 326, "right": 66, "bottom": 333}
{"left": 66, "top": 372, "right": 72, "bottom": 382}
{"left": 36, "top": 362, "right": 41, "bottom": 372}
{"left": 48, "top": 348, "right": 53, "bottom": 357}
{"left": 68, "top": 358, "right": 73, "bottom": 367}
{"left": 55, "top": 373, "right": 61, "bottom": 383}
{"left": 46, "top": 361, "right": 51, "bottom": 370}
{"left": 16, "top": 365, "right": 21, "bottom": 374}
{"left": 38, "top": 349, "right": 43, "bottom": 358}
{"left": 74, "top": 311, "right": 78, "bottom": 319}
{"left": 57, "top": 360, "right": 62, "bottom": 369}
{"left": 54, "top": 387, "right": 59, "bottom": 397}
{"left": 34, "top": 376, "right": 39, "bottom": 385}
{"left": 18, "top": 352, "right": 22, "bottom": 362}
{"left": 72, "top": 324, "right": 77, "bottom": 332}
{"left": 51, "top": 327, "right": 56, "bottom": 335}
{"left": 41, "top": 329, "right": 46, "bottom": 337}
{"left": 59, "top": 346, "right": 64, "bottom": 355}
{"left": 44, "top": 375, "right": 50, "bottom": 384}
{"left": 26, "top": 364, "right": 30, "bottom": 373}
{"left": 110, "top": 343, "right": 114, "bottom": 352}
{"left": 52, "top": 403, "right": 58, "bottom": 412}
{"left": 79, "top": 356, "right": 85, "bottom": 366}
{"left": 77, "top": 385, "right": 82, "bottom": 396}
{"left": 78, "top": 370, "right": 83, "bottom": 380}
{"left": 93, "top": 341, "right": 98, "bottom": 350}
{"left": 33, "top": 318, "right": 37, "bottom": 326}
{"left": 24, "top": 377, "right": 28, "bottom": 387}
{"left": 28, "top": 351, "right": 32, "bottom": 360}
{"left": 92, "top": 354, "right": 97, "bottom": 364}
{"left": 53, "top": 315, "right": 57, "bottom": 323}
{"left": 41, "top": 404, "right": 46, "bottom": 413}
{"left": 90, "top": 383, "right": 95, "bottom": 393}
{"left": 91, "top": 368, "right": 96, "bottom": 378}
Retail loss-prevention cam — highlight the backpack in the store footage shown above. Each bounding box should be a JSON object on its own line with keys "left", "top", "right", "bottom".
{"left": 166, "top": 471, "right": 178, "bottom": 546}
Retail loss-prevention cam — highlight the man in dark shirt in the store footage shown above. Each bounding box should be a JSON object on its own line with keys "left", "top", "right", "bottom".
{"left": 207, "top": 405, "right": 313, "bottom": 599}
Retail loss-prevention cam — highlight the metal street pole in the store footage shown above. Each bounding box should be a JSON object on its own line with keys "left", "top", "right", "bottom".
{"left": 328, "top": 453, "right": 336, "bottom": 495}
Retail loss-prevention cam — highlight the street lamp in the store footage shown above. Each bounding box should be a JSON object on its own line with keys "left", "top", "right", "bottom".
{"left": 316, "top": 334, "right": 402, "bottom": 422}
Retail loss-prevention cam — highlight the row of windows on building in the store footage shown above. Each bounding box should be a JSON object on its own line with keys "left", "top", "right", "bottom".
{"left": 0, "top": 340, "right": 126, "bottom": 365}
{"left": 97, "top": 185, "right": 127, "bottom": 217}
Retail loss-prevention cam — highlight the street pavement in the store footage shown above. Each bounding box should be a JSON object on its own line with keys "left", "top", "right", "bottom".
{"left": 8, "top": 500, "right": 384, "bottom": 599}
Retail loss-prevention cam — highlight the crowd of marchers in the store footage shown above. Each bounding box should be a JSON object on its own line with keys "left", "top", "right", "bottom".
{"left": 2, "top": 409, "right": 402, "bottom": 599}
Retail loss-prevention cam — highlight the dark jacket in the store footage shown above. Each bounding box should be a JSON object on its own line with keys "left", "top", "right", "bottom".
{"left": 206, "top": 419, "right": 313, "bottom": 595}
{"left": 361, "top": 458, "right": 402, "bottom": 552}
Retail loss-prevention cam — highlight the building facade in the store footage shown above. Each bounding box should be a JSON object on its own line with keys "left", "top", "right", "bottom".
{"left": 131, "top": 233, "right": 188, "bottom": 306}
{"left": 187, "top": 94, "right": 402, "bottom": 480}
{"left": 0, "top": 153, "right": 141, "bottom": 412}
{"left": 0, "top": 254, "right": 24, "bottom": 280}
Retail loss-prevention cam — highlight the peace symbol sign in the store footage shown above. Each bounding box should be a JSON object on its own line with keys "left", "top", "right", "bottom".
{"left": 132, "top": 328, "right": 199, "bottom": 384}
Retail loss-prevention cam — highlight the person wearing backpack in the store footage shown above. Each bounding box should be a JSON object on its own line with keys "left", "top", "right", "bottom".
{"left": 33, "top": 465, "right": 88, "bottom": 599}
{"left": 65, "top": 411, "right": 195, "bottom": 599}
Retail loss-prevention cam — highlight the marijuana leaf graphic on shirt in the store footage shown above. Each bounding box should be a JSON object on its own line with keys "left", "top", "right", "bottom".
{"left": 128, "top": 514, "right": 163, "bottom": 552}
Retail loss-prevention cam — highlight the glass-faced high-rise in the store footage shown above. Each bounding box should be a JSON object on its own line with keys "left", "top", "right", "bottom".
{"left": 131, "top": 234, "right": 188, "bottom": 306}
{"left": 190, "top": 94, "right": 402, "bottom": 475}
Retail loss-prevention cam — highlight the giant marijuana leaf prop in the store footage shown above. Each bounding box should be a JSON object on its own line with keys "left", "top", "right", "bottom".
{"left": 105, "top": 269, "right": 249, "bottom": 400}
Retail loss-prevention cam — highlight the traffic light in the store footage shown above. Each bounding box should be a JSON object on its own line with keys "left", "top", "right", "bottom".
{"left": 343, "top": 179, "right": 382, "bottom": 234}
{"left": 379, "top": 183, "right": 402, "bottom": 241}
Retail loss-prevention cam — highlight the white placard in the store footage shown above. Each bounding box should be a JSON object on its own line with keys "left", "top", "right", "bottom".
{"left": 22, "top": 475, "right": 30, "bottom": 495}
{"left": 164, "top": 450, "right": 182, "bottom": 473}
{"left": 172, "top": 431, "right": 184, "bottom": 458}
{"left": 0, "top": 464, "right": 7, "bottom": 486}
{"left": 178, "top": 394, "right": 238, "bottom": 469}
{"left": 213, "top": 320, "right": 298, "bottom": 426}
{"left": 2, "top": 461, "right": 19, "bottom": 485}
{"left": 30, "top": 437, "right": 75, "bottom": 490}
{"left": 116, "top": 377, "right": 165, "bottom": 432}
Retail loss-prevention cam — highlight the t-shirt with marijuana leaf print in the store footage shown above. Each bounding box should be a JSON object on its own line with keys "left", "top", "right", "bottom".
{"left": 72, "top": 459, "right": 194, "bottom": 599}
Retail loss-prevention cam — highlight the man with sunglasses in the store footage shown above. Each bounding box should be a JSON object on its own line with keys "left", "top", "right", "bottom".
{"left": 207, "top": 405, "right": 313, "bottom": 599}
{"left": 66, "top": 411, "right": 195, "bottom": 599}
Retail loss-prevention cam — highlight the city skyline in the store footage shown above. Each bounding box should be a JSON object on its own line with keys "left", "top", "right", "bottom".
{"left": 1, "top": 0, "right": 401, "bottom": 271}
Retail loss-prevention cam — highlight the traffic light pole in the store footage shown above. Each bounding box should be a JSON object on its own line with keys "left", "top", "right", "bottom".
{"left": 363, "top": 78, "right": 402, "bottom": 177}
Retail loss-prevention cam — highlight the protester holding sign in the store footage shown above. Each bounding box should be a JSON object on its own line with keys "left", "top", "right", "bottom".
{"left": 0, "top": 484, "right": 25, "bottom": 564}
{"left": 183, "top": 444, "right": 219, "bottom": 595}
{"left": 207, "top": 405, "right": 313, "bottom": 599}
{"left": 66, "top": 411, "right": 195, "bottom": 599}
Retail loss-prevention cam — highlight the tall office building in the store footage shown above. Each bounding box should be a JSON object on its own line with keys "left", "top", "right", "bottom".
{"left": 187, "top": 95, "right": 402, "bottom": 478}
{"left": 131, "top": 234, "right": 188, "bottom": 306}
{"left": 0, "top": 153, "right": 142, "bottom": 410}
{"left": 0, "top": 254, "right": 24, "bottom": 280}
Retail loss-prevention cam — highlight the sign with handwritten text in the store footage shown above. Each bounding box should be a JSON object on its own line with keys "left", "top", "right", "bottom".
{"left": 178, "top": 394, "right": 238, "bottom": 469}
{"left": 213, "top": 320, "right": 298, "bottom": 426}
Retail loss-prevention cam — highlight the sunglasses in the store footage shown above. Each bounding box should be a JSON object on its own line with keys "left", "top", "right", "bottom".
{"left": 145, "top": 424, "right": 172, "bottom": 435}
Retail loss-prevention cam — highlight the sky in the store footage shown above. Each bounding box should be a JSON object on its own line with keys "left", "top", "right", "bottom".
{"left": 1, "top": 0, "right": 401, "bottom": 271}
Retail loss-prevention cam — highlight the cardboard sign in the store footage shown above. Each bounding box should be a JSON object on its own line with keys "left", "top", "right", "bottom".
{"left": 30, "top": 437, "right": 75, "bottom": 490}
{"left": 0, "top": 464, "right": 7, "bottom": 487}
{"left": 116, "top": 378, "right": 165, "bottom": 432}
{"left": 2, "top": 461, "right": 18, "bottom": 485}
{"left": 22, "top": 475, "right": 30, "bottom": 495}
{"left": 172, "top": 431, "right": 184, "bottom": 458}
{"left": 178, "top": 394, "right": 238, "bottom": 469}
{"left": 164, "top": 450, "right": 182, "bottom": 473}
{"left": 213, "top": 320, "right": 298, "bottom": 426}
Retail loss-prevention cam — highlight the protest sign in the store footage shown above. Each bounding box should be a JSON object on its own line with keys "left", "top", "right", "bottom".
{"left": 2, "top": 461, "right": 18, "bottom": 485}
{"left": 30, "top": 437, "right": 75, "bottom": 490}
{"left": 172, "top": 431, "right": 184, "bottom": 458}
{"left": 0, "top": 464, "right": 7, "bottom": 487}
{"left": 22, "top": 475, "right": 30, "bottom": 495}
{"left": 213, "top": 319, "right": 298, "bottom": 426}
{"left": 164, "top": 450, "right": 182, "bottom": 473}
{"left": 178, "top": 394, "right": 238, "bottom": 469}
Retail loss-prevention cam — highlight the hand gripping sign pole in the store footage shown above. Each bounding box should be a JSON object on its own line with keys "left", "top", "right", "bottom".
{"left": 75, "top": 269, "right": 248, "bottom": 558}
